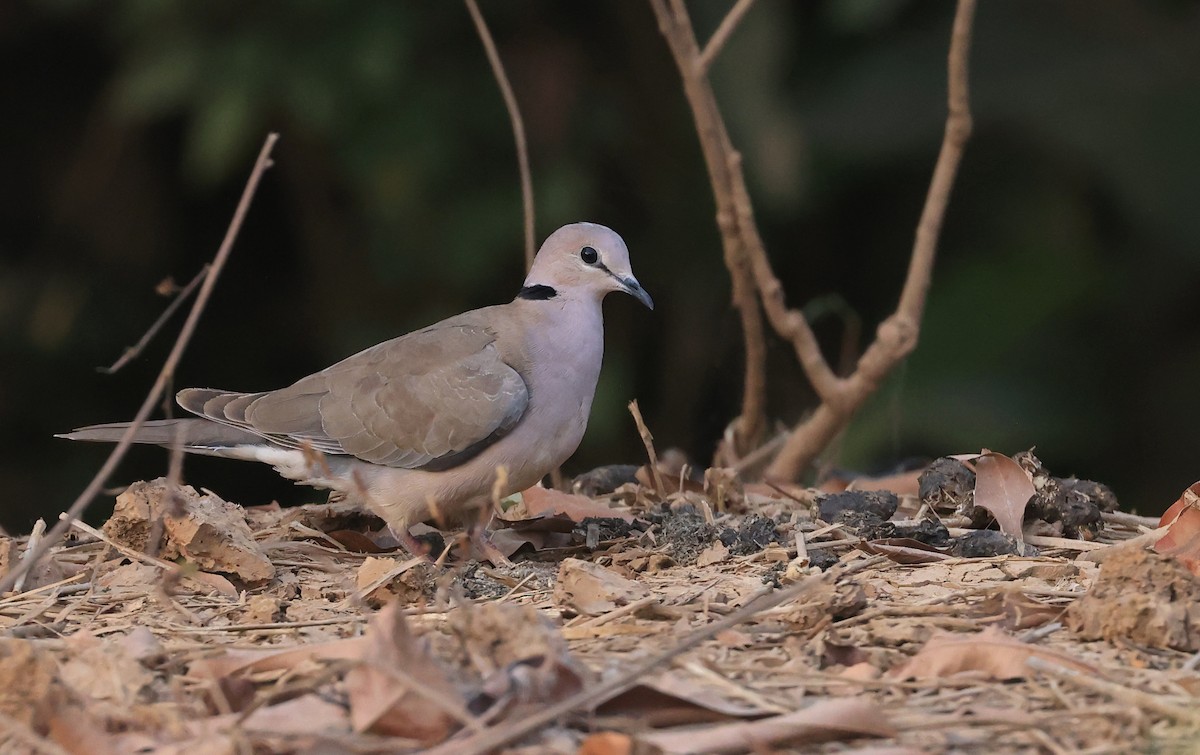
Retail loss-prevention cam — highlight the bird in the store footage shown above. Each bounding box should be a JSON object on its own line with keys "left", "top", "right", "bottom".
{"left": 60, "top": 222, "right": 653, "bottom": 543}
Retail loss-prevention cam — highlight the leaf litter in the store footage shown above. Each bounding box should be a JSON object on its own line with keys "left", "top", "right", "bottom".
{"left": 0, "top": 454, "right": 1196, "bottom": 754}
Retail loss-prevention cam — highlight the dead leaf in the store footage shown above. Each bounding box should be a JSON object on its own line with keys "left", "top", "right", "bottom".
{"left": 554, "top": 558, "right": 651, "bottom": 616}
{"left": 344, "top": 603, "right": 464, "bottom": 742}
{"left": 596, "top": 669, "right": 770, "bottom": 726}
{"left": 890, "top": 627, "right": 1096, "bottom": 680}
{"left": 696, "top": 540, "right": 729, "bottom": 566}
{"left": 970, "top": 451, "right": 1035, "bottom": 540}
{"left": 507, "top": 486, "right": 635, "bottom": 523}
{"left": 980, "top": 591, "right": 1067, "bottom": 631}
{"left": 1153, "top": 481, "right": 1200, "bottom": 575}
{"left": 187, "top": 637, "right": 367, "bottom": 682}
{"left": 637, "top": 699, "right": 895, "bottom": 753}
{"left": 578, "top": 731, "right": 640, "bottom": 755}
{"left": 858, "top": 538, "right": 951, "bottom": 564}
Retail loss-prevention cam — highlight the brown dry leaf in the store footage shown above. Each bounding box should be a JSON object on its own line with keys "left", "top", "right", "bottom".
{"left": 1153, "top": 481, "right": 1200, "bottom": 575}
{"left": 46, "top": 704, "right": 123, "bottom": 755}
{"left": 695, "top": 540, "right": 729, "bottom": 566}
{"left": 982, "top": 590, "right": 1066, "bottom": 631}
{"left": 345, "top": 602, "right": 465, "bottom": 742}
{"left": 637, "top": 699, "right": 895, "bottom": 753}
{"left": 578, "top": 731, "right": 641, "bottom": 755}
{"left": 970, "top": 451, "right": 1035, "bottom": 540}
{"left": 890, "top": 626, "right": 1097, "bottom": 680}
{"left": 487, "top": 527, "right": 574, "bottom": 558}
{"left": 187, "top": 636, "right": 367, "bottom": 682}
{"left": 636, "top": 463, "right": 706, "bottom": 496}
{"left": 858, "top": 538, "right": 950, "bottom": 564}
{"left": 596, "top": 669, "right": 769, "bottom": 726}
{"left": 554, "top": 558, "right": 651, "bottom": 616}
{"left": 508, "top": 486, "right": 635, "bottom": 523}
{"left": 326, "top": 529, "right": 392, "bottom": 553}
{"left": 59, "top": 632, "right": 154, "bottom": 704}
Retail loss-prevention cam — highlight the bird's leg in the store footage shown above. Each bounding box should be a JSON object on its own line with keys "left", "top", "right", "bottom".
{"left": 387, "top": 524, "right": 443, "bottom": 564}
{"left": 468, "top": 523, "right": 512, "bottom": 567}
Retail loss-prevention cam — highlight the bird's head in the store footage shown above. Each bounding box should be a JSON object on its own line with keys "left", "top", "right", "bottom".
{"left": 521, "top": 222, "right": 653, "bottom": 310}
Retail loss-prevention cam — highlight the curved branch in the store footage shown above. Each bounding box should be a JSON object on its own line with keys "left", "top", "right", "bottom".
{"left": 765, "top": 0, "right": 976, "bottom": 480}
{"left": 465, "top": 0, "right": 536, "bottom": 271}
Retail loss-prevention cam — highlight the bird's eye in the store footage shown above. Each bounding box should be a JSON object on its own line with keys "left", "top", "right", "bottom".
{"left": 580, "top": 246, "right": 599, "bottom": 265}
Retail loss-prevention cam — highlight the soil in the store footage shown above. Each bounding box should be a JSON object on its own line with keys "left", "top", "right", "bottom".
{"left": 0, "top": 474, "right": 1196, "bottom": 754}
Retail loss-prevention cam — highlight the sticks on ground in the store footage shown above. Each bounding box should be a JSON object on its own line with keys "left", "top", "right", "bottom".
{"left": 0, "top": 134, "right": 280, "bottom": 595}
{"left": 650, "top": 0, "right": 977, "bottom": 481}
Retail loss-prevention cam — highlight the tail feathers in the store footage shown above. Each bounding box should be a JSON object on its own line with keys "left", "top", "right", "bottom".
{"left": 57, "top": 418, "right": 264, "bottom": 450}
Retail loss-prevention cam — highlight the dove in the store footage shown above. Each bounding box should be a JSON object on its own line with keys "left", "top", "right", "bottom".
{"left": 61, "top": 222, "right": 652, "bottom": 540}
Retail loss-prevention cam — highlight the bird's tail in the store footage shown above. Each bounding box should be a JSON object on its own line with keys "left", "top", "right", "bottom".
{"left": 57, "top": 418, "right": 264, "bottom": 454}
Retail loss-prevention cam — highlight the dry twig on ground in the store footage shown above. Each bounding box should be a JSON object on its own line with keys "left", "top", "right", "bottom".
{"left": 0, "top": 134, "right": 280, "bottom": 595}
{"left": 650, "top": 0, "right": 977, "bottom": 481}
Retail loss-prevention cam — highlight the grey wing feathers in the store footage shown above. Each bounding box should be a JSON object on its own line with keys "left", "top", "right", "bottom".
{"left": 177, "top": 322, "right": 529, "bottom": 470}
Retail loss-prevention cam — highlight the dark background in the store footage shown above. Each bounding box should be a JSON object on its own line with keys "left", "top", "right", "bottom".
{"left": 2, "top": 1, "right": 1198, "bottom": 533}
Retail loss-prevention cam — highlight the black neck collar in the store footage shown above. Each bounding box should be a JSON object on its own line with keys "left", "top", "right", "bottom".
{"left": 517, "top": 284, "right": 558, "bottom": 301}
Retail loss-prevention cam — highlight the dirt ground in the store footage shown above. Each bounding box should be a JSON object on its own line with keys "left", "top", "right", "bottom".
{"left": 1, "top": 465, "right": 1198, "bottom": 755}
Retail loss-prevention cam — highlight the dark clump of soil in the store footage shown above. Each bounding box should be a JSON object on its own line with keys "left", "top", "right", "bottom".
{"left": 810, "top": 549, "right": 839, "bottom": 571}
{"left": 1014, "top": 450, "right": 1118, "bottom": 539}
{"left": 719, "top": 514, "right": 781, "bottom": 555}
{"left": 648, "top": 503, "right": 717, "bottom": 565}
{"left": 948, "top": 530, "right": 1038, "bottom": 558}
{"left": 571, "top": 517, "right": 642, "bottom": 545}
{"left": 571, "top": 464, "right": 641, "bottom": 496}
{"left": 885, "top": 518, "right": 951, "bottom": 546}
{"left": 818, "top": 490, "right": 899, "bottom": 523}
{"left": 830, "top": 511, "right": 890, "bottom": 540}
{"left": 919, "top": 457, "right": 976, "bottom": 513}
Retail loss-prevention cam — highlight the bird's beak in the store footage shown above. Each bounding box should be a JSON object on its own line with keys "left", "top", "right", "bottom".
{"left": 620, "top": 276, "right": 654, "bottom": 310}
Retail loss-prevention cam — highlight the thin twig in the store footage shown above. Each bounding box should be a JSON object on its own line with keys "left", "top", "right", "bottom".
{"left": 426, "top": 556, "right": 885, "bottom": 755}
{"left": 628, "top": 399, "right": 666, "bottom": 494}
{"left": 98, "top": 264, "right": 209, "bottom": 374}
{"left": 464, "top": 0, "right": 536, "bottom": 272}
{"left": 1027, "top": 657, "right": 1200, "bottom": 726}
{"left": 0, "top": 133, "right": 279, "bottom": 595}
{"left": 698, "top": 0, "right": 758, "bottom": 74}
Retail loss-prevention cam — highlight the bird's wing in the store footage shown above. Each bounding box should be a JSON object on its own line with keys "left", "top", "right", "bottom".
{"left": 178, "top": 318, "right": 529, "bottom": 470}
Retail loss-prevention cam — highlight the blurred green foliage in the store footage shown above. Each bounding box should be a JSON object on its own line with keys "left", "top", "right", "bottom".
{"left": 2, "top": 1, "right": 1198, "bottom": 532}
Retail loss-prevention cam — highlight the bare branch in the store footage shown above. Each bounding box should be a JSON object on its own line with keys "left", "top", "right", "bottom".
{"left": 765, "top": 0, "right": 976, "bottom": 480}
{"left": 99, "top": 264, "right": 209, "bottom": 374}
{"left": 465, "top": 0, "right": 536, "bottom": 272}
{"left": 650, "top": 0, "right": 769, "bottom": 457}
{"left": 652, "top": 0, "right": 976, "bottom": 481}
{"left": 0, "top": 133, "right": 279, "bottom": 595}
{"left": 698, "top": 0, "right": 758, "bottom": 74}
